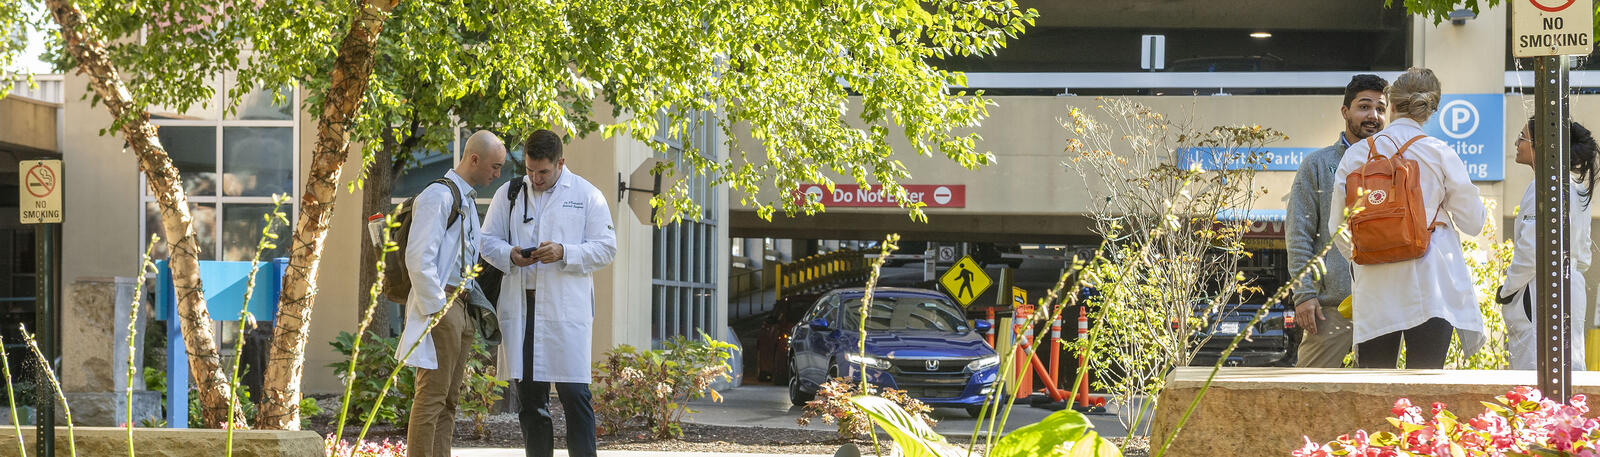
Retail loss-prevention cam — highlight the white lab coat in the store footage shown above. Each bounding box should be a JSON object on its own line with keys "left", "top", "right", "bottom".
{"left": 397, "top": 170, "right": 481, "bottom": 369}
{"left": 1330, "top": 118, "right": 1488, "bottom": 352}
{"left": 1500, "top": 180, "right": 1590, "bottom": 370}
{"left": 481, "top": 167, "right": 616, "bottom": 383}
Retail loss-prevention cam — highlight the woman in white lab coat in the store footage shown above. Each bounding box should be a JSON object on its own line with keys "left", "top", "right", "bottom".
{"left": 1499, "top": 119, "right": 1596, "bottom": 370}
{"left": 1330, "top": 67, "right": 1488, "bottom": 369}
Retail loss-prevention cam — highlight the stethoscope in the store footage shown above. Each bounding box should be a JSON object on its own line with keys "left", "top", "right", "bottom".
{"left": 520, "top": 176, "right": 535, "bottom": 224}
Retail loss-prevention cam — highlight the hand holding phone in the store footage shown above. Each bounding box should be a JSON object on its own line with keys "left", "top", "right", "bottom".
{"left": 510, "top": 246, "right": 538, "bottom": 267}
{"left": 533, "top": 241, "right": 564, "bottom": 264}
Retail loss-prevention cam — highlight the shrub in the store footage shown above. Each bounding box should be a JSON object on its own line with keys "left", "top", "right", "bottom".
{"left": 460, "top": 336, "right": 508, "bottom": 439}
{"left": 592, "top": 331, "right": 735, "bottom": 439}
{"left": 1296, "top": 387, "right": 1599, "bottom": 456}
{"left": 798, "top": 378, "right": 935, "bottom": 441}
{"left": 1065, "top": 98, "right": 1288, "bottom": 437}
{"left": 327, "top": 330, "right": 414, "bottom": 427}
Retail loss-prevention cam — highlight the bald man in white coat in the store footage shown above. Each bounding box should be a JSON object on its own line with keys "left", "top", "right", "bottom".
{"left": 400, "top": 130, "right": 506, "bottom": 457}
{"left": 481, "top": 130, "right": 615, "bottom": 457}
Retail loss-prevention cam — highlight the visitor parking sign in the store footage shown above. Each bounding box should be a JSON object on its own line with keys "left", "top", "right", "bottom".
{"left": 1422, "top": 94, "right": 1504, "bottom": 182}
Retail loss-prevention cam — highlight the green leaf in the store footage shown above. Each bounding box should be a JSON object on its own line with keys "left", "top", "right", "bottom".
{"left": 847, "top": 395, "right": 962, "bottom": 457}
{"left": 989, "top": 408, "right": 1120, "bottom": 457}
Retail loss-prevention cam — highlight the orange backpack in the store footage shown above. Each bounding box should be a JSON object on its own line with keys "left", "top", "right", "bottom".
{"left": 1344, "top": 134, "right": 1443, "bottom": 265}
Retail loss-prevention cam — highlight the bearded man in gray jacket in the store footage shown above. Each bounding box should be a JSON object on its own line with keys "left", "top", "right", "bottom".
{"left": 1284, "top": 74, "right": 1388, "bottom": 367}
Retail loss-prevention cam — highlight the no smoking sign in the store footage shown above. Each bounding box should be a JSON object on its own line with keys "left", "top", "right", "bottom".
{"left": 1514, "top": 0, "right": 1594, "bottom": 57}
{"left": 20, "top": 160, "right": 61, "bottom": 224}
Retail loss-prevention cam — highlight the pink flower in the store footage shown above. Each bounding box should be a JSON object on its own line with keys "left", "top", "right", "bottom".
{"left": 1393, "top": 398, "right": 1414, "bottom": 416}
{"left": 1294, "top": 387, "right": 1600, "bottom": 457}
{"left": 1393, "top": 398, "right": 1425, "bottom": 425}
{"left": 1507, "top": 386, "right": 1542, "bottom": 405}
{"left": 1293, "top": 437, "right": 1331, "bottom": 457}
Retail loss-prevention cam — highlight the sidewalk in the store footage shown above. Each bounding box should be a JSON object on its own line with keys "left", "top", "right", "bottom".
{"left": 682, "top": 384, "right": 1126, "bottom": 439}
{"left": 453, "top": 450, "right": 830, "bottom": 457}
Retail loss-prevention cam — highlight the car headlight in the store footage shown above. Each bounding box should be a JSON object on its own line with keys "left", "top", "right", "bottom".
{"left": 966, "top": 355, "right": 1000, "bottom": 371}
{"left": 846, "top": 353, "right": 893, "bottom": 371}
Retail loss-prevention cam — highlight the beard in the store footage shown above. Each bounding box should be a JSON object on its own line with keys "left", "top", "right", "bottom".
{"left": 1346, "top": 118, "right": 1382, "bottom": 139}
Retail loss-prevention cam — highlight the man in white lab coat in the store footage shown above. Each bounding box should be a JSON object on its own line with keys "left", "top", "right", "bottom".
{"left": 481, "top": 130, "right": 616, "bottom": 457}
{"left": 399, "top": 130, "right": 506, "bottom": 457}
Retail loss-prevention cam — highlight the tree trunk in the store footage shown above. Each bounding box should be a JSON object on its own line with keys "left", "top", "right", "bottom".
{"left": 42, "top": 0, "right": 242, "bottom": 427}
{"left": 358, "top": 143, "right": 397, "bottom": 338}
{"left": 257, "top": 0, "right": 396, "bottom": 430}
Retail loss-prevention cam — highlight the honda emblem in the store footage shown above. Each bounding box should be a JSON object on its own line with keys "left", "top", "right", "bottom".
{"left": 925, "top": 359, "right": 940, "bottom": 371}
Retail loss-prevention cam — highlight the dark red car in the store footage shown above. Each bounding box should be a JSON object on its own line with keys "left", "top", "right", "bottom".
{"left": 755, "top": 294, "right": 820, "bottom": 383}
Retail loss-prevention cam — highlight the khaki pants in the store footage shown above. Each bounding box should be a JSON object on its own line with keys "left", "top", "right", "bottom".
{"left": 1295, "top": 304, "right": 1354, "bottom": 368}
{"left": 407, "top": 300, "right": 472, "bottom": 457}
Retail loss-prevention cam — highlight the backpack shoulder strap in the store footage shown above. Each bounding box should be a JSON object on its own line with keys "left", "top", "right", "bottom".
{"left": 508, "top": 177, "right": 525, "bottom": 202}
{"left": 1392, "top": 135, "right": 1427, "bottom": 159}
{"left": 431, "top": 178, "right": 463, "bottom": 229}
{"left": 1365, "top": 134, "right": 1408, "bottom": 160}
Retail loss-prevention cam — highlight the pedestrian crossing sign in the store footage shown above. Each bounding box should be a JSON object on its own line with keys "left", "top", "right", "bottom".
{"left": 939, "top": 255, "right": 992, "bottom": 307}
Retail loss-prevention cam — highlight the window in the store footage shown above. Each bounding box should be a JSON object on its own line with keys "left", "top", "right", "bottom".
{"left": 840, "top": 296, "right": 968, "bottom": 333}
{"left": 652, "top": 111, "right": 719, "bottom": 343}
{"left": 390, "top": 129, "right": 525, "bottom": 205}
{"left": 942, "top": 1, "right": 1409, "bottom": 74}
{"left": 142, "top": 77, "right": 297, "bottom": 262}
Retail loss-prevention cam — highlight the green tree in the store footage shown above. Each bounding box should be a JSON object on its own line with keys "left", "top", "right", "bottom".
{"left": 1397, "top": 0, "right": 1600, "bottom": 37}
{"left": 1, "top": 0, "right": 1035, "bottom": 430}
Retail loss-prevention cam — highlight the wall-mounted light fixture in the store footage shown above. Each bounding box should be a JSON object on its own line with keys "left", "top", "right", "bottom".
{"left": 1249, "top": 32, "right": 1272, "bottom": 39}
{"left": 1449, "top": 9, "right": 1477, "bottom": 25}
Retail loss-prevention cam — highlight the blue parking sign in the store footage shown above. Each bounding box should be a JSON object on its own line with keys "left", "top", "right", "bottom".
{"left": 1422, "top": 94, "right": 1503, "bottom": 181}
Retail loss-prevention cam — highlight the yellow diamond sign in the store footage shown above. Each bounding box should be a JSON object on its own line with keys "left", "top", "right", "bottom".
{"left": 940, "top": 256, "right": 992, "bottom": 307}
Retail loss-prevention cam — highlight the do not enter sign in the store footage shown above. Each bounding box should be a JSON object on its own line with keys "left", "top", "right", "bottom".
{"left": 1514, "top": 0, "right": 1594, "bottom": 57}
{"left": 20, "top": 160, "right": 62, "bottom": 224}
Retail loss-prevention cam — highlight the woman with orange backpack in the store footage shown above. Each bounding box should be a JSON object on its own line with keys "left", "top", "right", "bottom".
{"left": 1329, "top": 67, "right": 1488, "bottom": 369}
{"left": 1498, "top": 119, "right": 1597, "bottom": 370}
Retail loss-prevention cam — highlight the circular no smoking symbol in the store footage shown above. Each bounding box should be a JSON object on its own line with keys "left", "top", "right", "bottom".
{"left": 25, "top": 163, "right": 55, "bottom": 198}
{"left": 1531, "top": 0, "right": 1578, "bottom": 12}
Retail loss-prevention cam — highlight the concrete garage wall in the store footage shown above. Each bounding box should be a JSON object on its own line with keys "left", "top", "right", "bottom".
{"left": 729, "top": 95, "right": 1498, "bottom": 244}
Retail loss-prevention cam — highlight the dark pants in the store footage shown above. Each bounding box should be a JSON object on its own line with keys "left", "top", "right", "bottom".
{"left": 517, "top": 380, "right": 597, "bottom": 457}
{"left": 1356, "top": 317, "right": 1454, "bottom": 369}
{"left": 518, "top": 289, "right": 597, "bottom": 457}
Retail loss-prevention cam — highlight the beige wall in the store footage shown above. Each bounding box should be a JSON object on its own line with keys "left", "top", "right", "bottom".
{"left": 298, "top": 100, "right": 364, "bottom": 394}
{"left": 60, "top": 72, "right": 140, "bottom": 289}
{"left": 0, "top": 96, "right": 59, "bottom": 154}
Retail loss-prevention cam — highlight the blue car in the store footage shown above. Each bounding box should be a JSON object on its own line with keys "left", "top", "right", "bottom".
{"left": 786, "top": 287, "right": 1000, "bottom": 417}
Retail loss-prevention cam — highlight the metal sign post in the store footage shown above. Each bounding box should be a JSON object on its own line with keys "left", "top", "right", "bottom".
{"left": 33, "top": 223, "right": 56, "bottom": 457}
{"left": 1533, "top": 55, "right": 1572, "bottom": 401}
{"left": 19, "top": 159, "right": 61, "bottom": 457}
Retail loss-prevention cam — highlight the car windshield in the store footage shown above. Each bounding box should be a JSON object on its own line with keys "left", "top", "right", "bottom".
{"left": 839, "top": 296, "right": 967, "bottom": 332}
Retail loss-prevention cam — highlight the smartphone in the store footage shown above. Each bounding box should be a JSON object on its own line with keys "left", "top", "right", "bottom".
{"left": 520, "top": 246, "right": 538, "bottom": 257}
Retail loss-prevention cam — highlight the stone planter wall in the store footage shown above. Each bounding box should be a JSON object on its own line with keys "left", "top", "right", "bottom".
{"left": 0, "top": 426, "right": 322, "bottom": 457}
{"left": 1148, "top": 367, "right": 1600, "bottom": 456}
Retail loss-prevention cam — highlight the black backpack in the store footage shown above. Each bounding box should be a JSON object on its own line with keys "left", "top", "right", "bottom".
{"left": 382, "top": 179, "right": 463, "bottom": 304}
{"left": 475, "top": 179, "right": 525, "bottom": 304}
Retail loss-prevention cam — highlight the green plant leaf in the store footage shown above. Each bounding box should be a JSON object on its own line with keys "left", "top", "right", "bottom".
{"left": 988, "top": 408, "right": 1119, "bottom": 457}
{"left": 848, "top": 395, "right": 961, "bottom": 457}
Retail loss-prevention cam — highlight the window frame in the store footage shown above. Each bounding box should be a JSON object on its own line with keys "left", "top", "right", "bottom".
{"left": 138, "top": 77, "right": 301, "bottom": 263}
